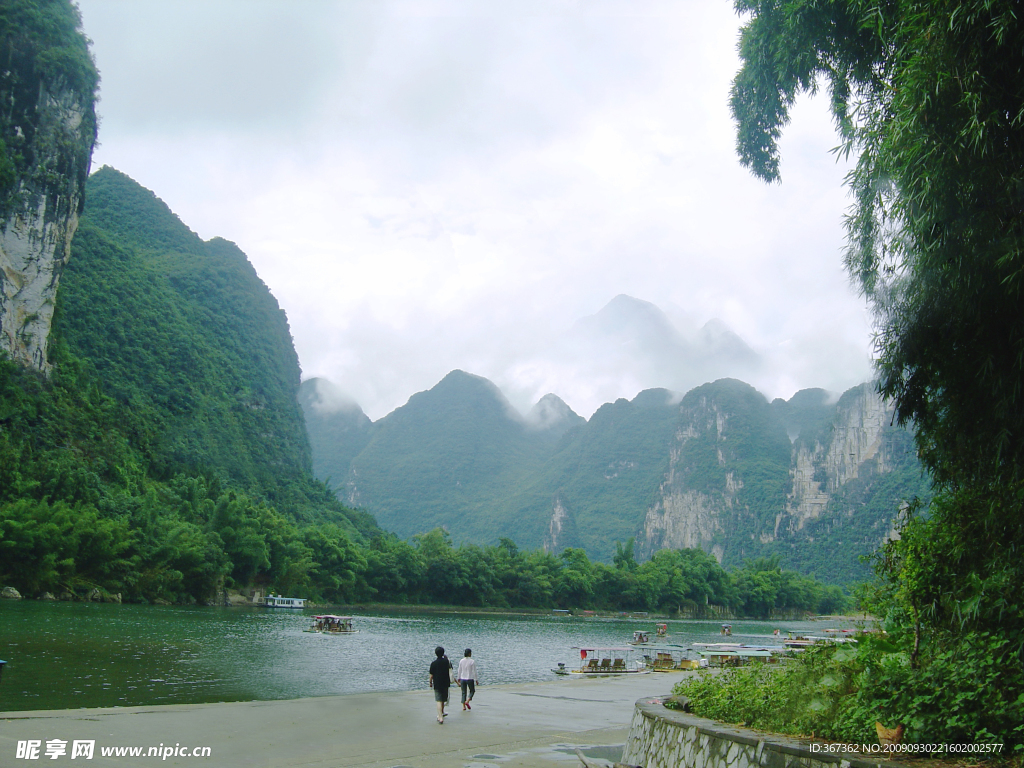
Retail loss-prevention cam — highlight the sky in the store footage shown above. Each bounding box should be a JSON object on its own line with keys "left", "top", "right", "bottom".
{"left": 75, "top": 0, "right": 874, "bottom": 420}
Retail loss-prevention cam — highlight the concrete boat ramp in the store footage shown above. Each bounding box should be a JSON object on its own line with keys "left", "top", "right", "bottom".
{"left": 1, "top": 674, "right": 685, "bottom": 767}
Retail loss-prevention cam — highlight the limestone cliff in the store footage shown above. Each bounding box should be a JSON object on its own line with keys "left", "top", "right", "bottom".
{"left": 544, "top": 496, "right": 579, "bottom": 552}
{"left": 0, "top": 0, "right": 99, "bottom": 369}
{"left": 638, "top": 380, "right": 924, "bottom": 578}
{"left": 783, "top": 384, "right": 891, "bottom": 531}
{"left": 640, "top": 379, "right": 780, "bottom": 560}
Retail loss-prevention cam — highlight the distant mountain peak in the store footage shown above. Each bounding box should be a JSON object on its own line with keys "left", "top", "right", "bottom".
{"left": 526, "top": 393, "right": 584, "bottom": 433}
{"left": 576, "top": 294, "right": 680, "bottom": 344}
{"left": 397, "top": 369, "right": 524, "bottom": 428}
{"left": 299, "top": 378, "right": 365, "bottom": 416}
{"left": 438, "top": 369, "right": 491, "bottom": 386}
{"left": 429, "top": 369, "right": 513, "bottom": 405}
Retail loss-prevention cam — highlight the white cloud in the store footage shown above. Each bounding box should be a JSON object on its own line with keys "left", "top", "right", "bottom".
{"left": 78, "top": 0, "right": 873, "bottom": 420}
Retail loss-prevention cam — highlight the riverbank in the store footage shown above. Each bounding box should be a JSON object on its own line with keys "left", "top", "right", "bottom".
{"left": 344, "top": 602, "right": 658, "bottom": 619}
{"left": 0, "top": 671, "right": 686, "bottom": 767}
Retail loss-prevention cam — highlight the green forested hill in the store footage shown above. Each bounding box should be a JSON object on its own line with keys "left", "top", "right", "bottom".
{"left": 771, "top": 387, "right": 836, "bottom": 443}
{"left": 506, "top": 388, "right": 683, "bottom": 558}
{"left": 58, "top": 168, "right": 310, "bottom": 493}
{"left": 0, "top": 167, "right": 379, "bottom": 604}
{"left": 346, "top": 370, "right": 577, "bottom": 540}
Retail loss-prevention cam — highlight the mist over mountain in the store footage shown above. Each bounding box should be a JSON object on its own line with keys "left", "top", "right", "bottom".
{"left": 571, "top": 294, "right": 760, "bottom": 376}
{"left": 298, "top": 378, "right": 374, "bottom": 493}
{"left": 310, "top": 293, "right": 767, "bottom": 421}
{"left": 493, "top": 293, "right": 763, "bottom": 418}
{"left": 526, "top": 393, "right": 586, "bottom": 437}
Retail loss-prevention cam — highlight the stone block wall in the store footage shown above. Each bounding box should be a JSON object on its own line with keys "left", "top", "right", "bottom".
{"left": 623, "top": 697, "right": 904, "bottom": 768}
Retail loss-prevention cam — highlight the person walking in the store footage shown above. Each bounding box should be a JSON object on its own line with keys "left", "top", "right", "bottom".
{"left": 428, "top": 646, "right": 452, "bottom": 724}
{"left": 457, "top": 648, "right": 478, "bottom": 711}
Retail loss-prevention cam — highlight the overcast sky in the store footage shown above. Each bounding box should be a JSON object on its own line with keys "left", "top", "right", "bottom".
{"left": 76, "top": 0, "right": 873, "bottom": 420}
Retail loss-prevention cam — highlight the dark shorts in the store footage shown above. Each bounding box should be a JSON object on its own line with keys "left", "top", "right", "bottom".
{"left": 433, "top": 686, "right": 449, "bottom": 702}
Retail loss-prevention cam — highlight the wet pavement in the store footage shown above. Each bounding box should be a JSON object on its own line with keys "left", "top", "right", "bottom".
{"left": 1, "top": 671, "right": 694, "bottom": 767}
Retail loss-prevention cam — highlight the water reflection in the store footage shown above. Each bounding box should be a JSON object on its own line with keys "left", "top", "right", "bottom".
{"left": 0, "top": 601, "right": 858, "bottom": 712}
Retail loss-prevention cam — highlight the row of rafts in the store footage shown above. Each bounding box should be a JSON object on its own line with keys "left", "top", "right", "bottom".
{"left": 552, "top": 624, "right": 876, "bottom": 676}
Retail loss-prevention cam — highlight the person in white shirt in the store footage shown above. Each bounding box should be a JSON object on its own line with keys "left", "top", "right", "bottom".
{"left": 457, "top": 648, "right": 478, "bottom": 710}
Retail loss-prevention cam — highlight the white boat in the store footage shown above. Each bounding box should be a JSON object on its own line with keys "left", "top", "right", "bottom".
{"left": 306, "top": 615, "right": 358, "bottom": 634}
{"left": 261, "top": 594, "right": 306, "bottom": 609}
{"left": 553, "top": 647, "right": 650, "bottom": 675}
{"left": 691, "top": 642, "right": 786, "bottom": 665}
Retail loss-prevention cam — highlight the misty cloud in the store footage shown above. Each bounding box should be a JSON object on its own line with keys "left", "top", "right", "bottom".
{"left": 76, "top": 0, "right": 874, "bottom": 421}
{"left": 304, "top": 377, "right": 364, "bottom": 416}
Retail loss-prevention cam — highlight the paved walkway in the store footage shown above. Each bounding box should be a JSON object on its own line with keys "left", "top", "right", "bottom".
{"left": 1, "top": 673, "right": 691, "bottom": 767}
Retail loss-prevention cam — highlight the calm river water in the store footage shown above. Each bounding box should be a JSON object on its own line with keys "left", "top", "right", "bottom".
{"left": 0, "top": 601, "right": 854, "bottom": 712}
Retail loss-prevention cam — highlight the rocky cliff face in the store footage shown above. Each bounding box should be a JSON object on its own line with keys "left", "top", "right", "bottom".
{"left": 0, "top": 2, "right": 99, "bottom": 369}
{"left": 783, "top": 384, "right": 891, "bottom": 531}
{"left": 639, "top": 380, "right": 780, "bottom": 559}
{"left": 0, "top": 87, "right": 92, "bottom": 369}
{"left": 638, "top": 382, "right": 913, "bottom": 575}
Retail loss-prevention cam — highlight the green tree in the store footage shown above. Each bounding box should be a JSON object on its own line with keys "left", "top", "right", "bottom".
{"left": 510, "top": 549, "right": 559, "bottom": 607}
{"left": 209, "top": 492, "right": 269, "bottom": 586}
{"left": 303, "top": 524, "right": 367, "bottom": 603}
{"left": 454, "top": 543, "right": 501, "bottom": 607}
{"left": 613, "top": 537, "right": 638, "bottom": 572}
{"left": 731, "top": 0, "right": 1024, "bottom": 744}
{"left": 731, "top": 0, "right": 1024, "bottom": 486}
{"left": 555, "top": 547, "right": 594, "bottom": 608}
{"left": 363, "top": 535, "right": 425, "bottom": 603}
{"left": 0, "top": 499, "right": 132, "bottom": 595}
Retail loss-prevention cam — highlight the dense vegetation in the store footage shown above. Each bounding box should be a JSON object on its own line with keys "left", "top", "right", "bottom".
{"left": 0, "top": 0, "right": 97, "bottom": 218}
{"left": 352, "top": 533, "right": 848, "bottom": 615}
{"left": 670, "top": 642, "right": 886, "bottom": 743}
{"left": 0, "top": 168, "right": 379, "bottom": 604}
{"left": 678, "top": 0, "right": 1024, "bottom": 749}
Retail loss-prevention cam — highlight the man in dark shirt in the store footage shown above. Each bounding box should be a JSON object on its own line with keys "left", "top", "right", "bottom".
{"left": 428, "top": 646, "right": 452, "bottom": 724}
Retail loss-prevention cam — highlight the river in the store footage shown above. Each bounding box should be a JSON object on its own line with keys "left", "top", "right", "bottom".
{"left": 0, "top": 601, "right": 857, "bottom": 712}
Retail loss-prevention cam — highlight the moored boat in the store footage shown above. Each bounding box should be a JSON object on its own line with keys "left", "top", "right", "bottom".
{"left": 260, "top": 594, "right": 306, "bottom": 609}
{"left": 638, "top": 645, "right": 703, "bottom": 671}
{"left": 783, "top": 633, "right": 857, "bottom": 648}
{"left": 691, "top": 642, "right": 787, "bottom": 666}
{"left": 553, "top": 647, "right": 650, "bottom": 675}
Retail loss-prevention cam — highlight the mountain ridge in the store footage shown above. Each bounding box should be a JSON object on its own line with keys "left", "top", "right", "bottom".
{"left": 302, "top": 370, "right": 928, "bottom": 583}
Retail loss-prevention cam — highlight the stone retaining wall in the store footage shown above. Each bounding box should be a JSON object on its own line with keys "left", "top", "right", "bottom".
{"left": 622, "top": 697, "right": 905, "bottom": 768}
